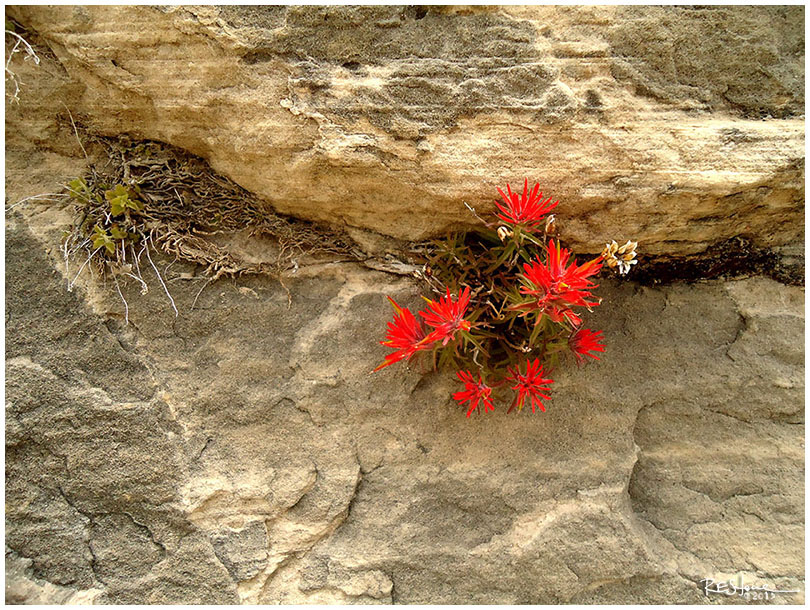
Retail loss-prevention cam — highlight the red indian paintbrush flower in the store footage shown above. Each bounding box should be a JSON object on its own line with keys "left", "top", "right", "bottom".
{"left": 569, "top": 328, "right": 605, "bottom": 365}
{"left": 453, "top": 370, "right": 495, "bottom": 417}
{"left": 495, "top": 179, "right": 558, "bottom": 229}
{"left": 373, "top": 297, "right": 432, "bottom": 372}
{"left": 505, "top": 358, "right": 554, "bottom": 413}
{"left": 420, "top": 286, "right": 472, "bottom": 346}
{"left": 512, "top": 239, "right": 603, "bottom": 326}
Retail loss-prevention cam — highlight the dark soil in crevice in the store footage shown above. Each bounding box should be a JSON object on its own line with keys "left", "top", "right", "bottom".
{"left": 627, "top": 236, "right": 804, "bottom": 287}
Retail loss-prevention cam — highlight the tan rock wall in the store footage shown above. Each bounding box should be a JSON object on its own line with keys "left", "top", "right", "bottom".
{"left": 4, "top": 7, "right": 805, "bottom": 604}
{"left": 6, "top": 5, "right": 805, "bottom": 254}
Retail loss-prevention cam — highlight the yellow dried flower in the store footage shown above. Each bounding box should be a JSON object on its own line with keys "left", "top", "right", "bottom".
{"left": 601, "top": 239, "right": 638, "bottom": 275}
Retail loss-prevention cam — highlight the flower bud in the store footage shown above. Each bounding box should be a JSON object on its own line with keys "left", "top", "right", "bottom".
{"left": 497, "top": 226, "right": 514, "bottom": 242}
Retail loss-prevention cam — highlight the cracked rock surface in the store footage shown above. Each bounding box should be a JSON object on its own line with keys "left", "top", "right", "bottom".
{"left": 3, "top": 4, "right": 805, "bottom": 602}
{"left": 5, "top": 208, "right": 804, "bottom": 603}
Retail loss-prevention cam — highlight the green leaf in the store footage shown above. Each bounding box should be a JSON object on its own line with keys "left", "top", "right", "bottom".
{"left": 528, "top": 314, "right": 547, "bottom": 346}
{"left": 520, "top": 231, "right": 544, "bottom": 248}
{"left": 105, "top": 185, "right": 129, "bottom": 201}
{"left": 91, "top": 225, "right": 115, "bottom": 255}
{"left": 67, "top": 177, "right": 92, "bottom": 205}
{"left": 437, "top": 345, "right": 454, "bottom": 370}
{"left": 486, "top": 241, "right": 516, "bottom": 274}
{"left": 109, "top": 225, "right": 128, "bottom": 240}
{"left": 105, "top": 184, "right": 143, "bottom": 215}
{"left": 462, "top": 331, "right": 489, "bottom": 357}
{"left": 109, "top": 195, "right": 127, "bottom": 216}
{"left": 477, "top": 228, "right": 501, "bottom": 245}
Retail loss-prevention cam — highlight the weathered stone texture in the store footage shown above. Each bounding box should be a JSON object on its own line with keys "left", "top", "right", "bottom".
{"left": 5, "top": 5, "right": 805, "bottom": 254}
{"left": 4, "top": 208, "right": 804, "bottom": 604}
{"left": 3, "top": 5, "right": 805, "bottom": 604}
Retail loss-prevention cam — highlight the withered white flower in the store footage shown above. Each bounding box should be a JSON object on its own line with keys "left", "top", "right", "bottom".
{"left": 602, "top": 239, "right": 638, "bottom": 275}
{"left": 497, "top": 226, "right": 514, "bottom": 242}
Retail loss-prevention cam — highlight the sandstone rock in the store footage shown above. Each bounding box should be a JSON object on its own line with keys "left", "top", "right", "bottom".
{"left": 4, "top": 206, "right": 804, "bottom": 603}
{"left": 4, "top": 5, "right": 805, "bottom": 604}
{"left": 4, "top": 553, "right": 103, "bottom": 605}
{"left": 6, "top": 5, "right": 804, "bottom": 254}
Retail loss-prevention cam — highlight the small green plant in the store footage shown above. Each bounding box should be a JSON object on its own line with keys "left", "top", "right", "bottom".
{"left": 63, "top": 175, "right": 177, "bottom": 322}
{"left": 67, "top": 177, "right": 99, "bottom": 206}
{"left": 91, "top": 225, "right": 116, "bottom": 255}
{"left": 59, "top": 137, "right": 363, "bottom": 321}
{"left": 68, "top": 178, "right": 144, "bottom": 257}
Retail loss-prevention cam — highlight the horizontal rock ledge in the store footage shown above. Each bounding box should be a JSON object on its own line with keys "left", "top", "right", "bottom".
{"left": 7, "top": 5, "right": 805, "bottom": 256}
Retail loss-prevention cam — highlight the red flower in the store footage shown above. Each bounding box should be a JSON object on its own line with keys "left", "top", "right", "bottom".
{"left": 512, "top": 239, "right": 602, "bottom": 326}
{"left": 569, "top": 328, "right": 605, "bottom": 364}
{"left": 505, "top": 358, "right": 553, "bottom": 413}
{"left": 495, "top": 179, "right": 558, "bottom": 229}
{"left": 420, "top": 286, "right": 472, "bottom": 346}
{"left": 453, "top": 370, "right": 495, "bottom": 417}
{"left": 373, "top": 297, "right": 431, "bottom": 372}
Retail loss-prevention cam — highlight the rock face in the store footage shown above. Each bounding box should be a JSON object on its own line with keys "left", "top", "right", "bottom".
{"left": 5, "top": 206, "right": 805, "bottom": 603}
{"left": 5, "top": 5, "right": 805, "bottom": 253}
{"left": 4, "top": 5, "right": 805, "bottom": 605}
